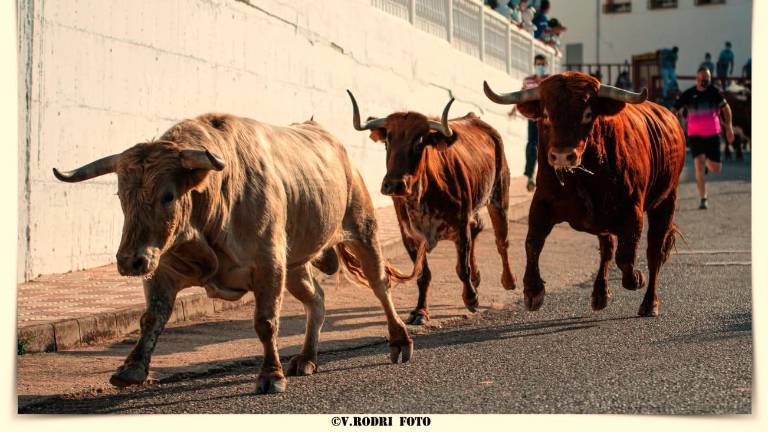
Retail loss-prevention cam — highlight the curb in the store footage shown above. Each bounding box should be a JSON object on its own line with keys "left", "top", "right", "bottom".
{"left": 17, "top": 192, "right": 532, "bottom": 354}
{"left": 17, "top": 294, "right": 255, "bottom": 354}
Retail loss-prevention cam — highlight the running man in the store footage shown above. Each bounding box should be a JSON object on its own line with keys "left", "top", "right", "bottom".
{"left": 673, "top": 67, "right": 735, "bottom": 209}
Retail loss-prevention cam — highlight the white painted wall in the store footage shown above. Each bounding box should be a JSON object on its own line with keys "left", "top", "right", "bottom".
{"left": 553, "top": 0, "right": 752, "bottom": 77}
{"left": 18, "top": 0, "right": 550, "bottom": 281}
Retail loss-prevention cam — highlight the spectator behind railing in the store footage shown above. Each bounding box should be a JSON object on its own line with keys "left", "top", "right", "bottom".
{"left": 486, "top": 0, "right": 513, "bottom": 20}
{"left": 532, "top": 0, "right": 550, "bottom": 39}
{"left": 615, "top": 70, "right": 633, "bottom": 90}
{"left": 541, "top": 18, "right": 565, "bottom": 54}
{"left": 520, "top": 0, "right": 537, "bottom": 33}
{"left": 485, "top": 0, "right": 534, "bottom": 33}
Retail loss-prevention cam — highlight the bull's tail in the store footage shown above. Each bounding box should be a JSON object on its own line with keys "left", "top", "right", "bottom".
{"left": 664, "top": 223, "right": 688, "bottom": 262}
{"left": 335, "top": 241, "right": 427, "bottom": 289}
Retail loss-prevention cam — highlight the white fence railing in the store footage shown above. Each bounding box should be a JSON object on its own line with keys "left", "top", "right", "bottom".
{"left": 372, "top": 0, "right": 562, "bottom": 77}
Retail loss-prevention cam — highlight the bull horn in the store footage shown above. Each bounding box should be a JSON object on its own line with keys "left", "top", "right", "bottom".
{"left": 598, "top": 85, "right": 648, "bottom": 104}
{"left": 427, "top": 97, "right": 454, "bottom": 137}
{"left": 346, "top": 90, "right": 387, "bottom": 131}
{"left": 52, "top": 154, "right": 120, "bottom": 183}
{"left": 180, "top": 149, "right": 226, "bottom": 171}
{"left": 483, "top": 80, "right": 541, "bottom": 105}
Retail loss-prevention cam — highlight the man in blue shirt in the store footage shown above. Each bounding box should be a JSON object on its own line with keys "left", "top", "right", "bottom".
{"left": 532, "top": 0, "right": 550, "bottom": 40}
{"left": 658, "top": 46, "right": 679, "bottom": 98}
{"left": 717, "top": 41, "right": 735, "bottom": 90}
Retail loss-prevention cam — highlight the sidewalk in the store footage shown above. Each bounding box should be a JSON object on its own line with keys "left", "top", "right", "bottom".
{"left": 17, "top": 176, "right": 533, "bottom": 354}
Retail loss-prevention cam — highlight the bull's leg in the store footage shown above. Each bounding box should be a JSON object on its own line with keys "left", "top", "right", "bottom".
{"left": 523, "top": 198, "right": 554, "bottom": 311}
{"left": 284, "top": 264, "right": 325, "bottom": 376}
{"left": 401, "top": 234, "right": 433, "bottom": 325}
{"left": 591, "top": 234, "right": 616, "bottom": 311}
{"left": 254, "top": 264, "right": 287, "bottom": 394}
{"left": 110, "top": 273, "right": 179, "bottom": 387}
{"left": 639, "top": 192, "right": 677, "bottom": 317}
{"left": 455, "top": 224, "right": 480, "bottom": 313}
{"left": 344, "top": 236, "right": 414, "bottom": 363}
{"left": 487, "top": 202, "right": 517, "bottom": 291}
{"left": 469, "top": 217, "right": 483, "bottom": 288}
{"left": 615, "top": 206, "right": 645, "bottom": 291}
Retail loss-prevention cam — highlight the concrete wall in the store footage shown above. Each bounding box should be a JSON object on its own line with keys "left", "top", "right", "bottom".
{"left": 18, "top": 0, "right": 546, "bottom": 281}
{"left": 553, "top": 0, "right": 752, "bottom": 78}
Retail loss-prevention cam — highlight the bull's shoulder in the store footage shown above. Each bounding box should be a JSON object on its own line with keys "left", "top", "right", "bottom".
{"left": 449, "top": 115, "right": 503, "bottom": 145}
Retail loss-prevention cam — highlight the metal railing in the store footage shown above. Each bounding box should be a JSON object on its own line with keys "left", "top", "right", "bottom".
{"left": 372, "top": 0, "right": 561, "bottom": 77}
{"left": 565, "top": 62, "right": 631, "bottom": 87}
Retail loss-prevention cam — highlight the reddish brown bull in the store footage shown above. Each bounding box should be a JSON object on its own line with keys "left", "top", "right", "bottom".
{"left": 484, "top": 71, "right": 685, "bottom": 317}
{"left": 347, "top": 91, "right": 516, "bottom": 325}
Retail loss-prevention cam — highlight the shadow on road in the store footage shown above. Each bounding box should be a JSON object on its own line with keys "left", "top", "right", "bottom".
{"left": 20, "top": 311, "right": 649, "bottom": 414}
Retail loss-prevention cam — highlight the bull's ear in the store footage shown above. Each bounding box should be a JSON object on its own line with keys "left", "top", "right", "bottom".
{"left": 517, "top": 101, "right": 544, "bottom": 119}
{"left": 593, "top": 98, "right": 626, "bottom": 117}
{"left": 369, "top": 128, "right": 387, "bottom": 143}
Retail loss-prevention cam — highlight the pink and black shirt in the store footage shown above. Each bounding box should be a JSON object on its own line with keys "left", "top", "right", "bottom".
{"left": 673, "top": 86, "right": 727, "bottom": 137}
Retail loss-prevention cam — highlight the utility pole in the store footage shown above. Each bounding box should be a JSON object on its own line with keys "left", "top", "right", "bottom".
{"left": 596, "top": 0, "right": 601, "bottom": 63}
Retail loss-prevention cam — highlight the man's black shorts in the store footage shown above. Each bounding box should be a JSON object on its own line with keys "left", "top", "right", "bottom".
{"left": 688, "top": 135, "right": 722, "bottom": 163}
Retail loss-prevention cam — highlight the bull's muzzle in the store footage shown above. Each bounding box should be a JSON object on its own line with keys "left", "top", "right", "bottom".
{"left": 548, "top": 148, "right": 581, "bottom": 169}
{"left": 116, "top": 250, "right": 154, "bottom": 276}
{"left": 381, "top": 174, "right": 413, "bottom": 197}
{"left": 381, "top": 178, "right": 410, "bottom": 197}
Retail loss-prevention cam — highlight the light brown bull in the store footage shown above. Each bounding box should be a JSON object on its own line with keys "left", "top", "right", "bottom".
{"left": 54, "top": 113, "right": 424, "bottom": 394}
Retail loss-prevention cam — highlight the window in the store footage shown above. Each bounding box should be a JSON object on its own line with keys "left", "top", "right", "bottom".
{"left": 648, "top": 0, "right": 677, "bottom": 9}
{"left": 604, "top": 0, "right": 632, "bottom": 13}
{"left": 695, "top": 0, "right": 726, "bottom": 5}
{"left": 565, "top": 43, "right": 583, "bottom": 65}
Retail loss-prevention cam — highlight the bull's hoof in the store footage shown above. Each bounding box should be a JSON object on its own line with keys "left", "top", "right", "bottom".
{"left": 590, "top": 291, "right": 611, "bottom": 311}
{"left": 388, "top": 339, "right": 414, "bottom": 364}
{"left": 255, "top": 371, "right": 287, "bottom": 394}
{"left": 285, "top": 355, "right": 318, "bottom": 377}
{"left": 524, "top": 289, "right": 545, "bottom": 311}
{"left": 637, "top": 299, "right": 659, "bottom": 317}
{"left": 462, "top": 292, "right": 480, "bottom": 313}
{"left": 622, "top": 269, "right": 646, "bottom": 291}
{"left": 110, "top": 363, "right": 148, "bottom": 388}
{"left": 406, "top": 309, "right": 429, "bottom": 325}
{"left": 501, "top": 271, "right": 517, "bottom": 291}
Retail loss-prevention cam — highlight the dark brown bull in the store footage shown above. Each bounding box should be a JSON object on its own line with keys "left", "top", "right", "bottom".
{"left": 347, "top": 91, "right": 516, "bottom": 325}
{"left": 723, "top": 85, "right": 751, "bottom": 159}
{"left": 484, "top": 71, "right": 685, "bottom": 317}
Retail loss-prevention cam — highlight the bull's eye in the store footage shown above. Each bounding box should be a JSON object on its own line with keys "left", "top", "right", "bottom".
{"left": 414, "top": 137, "right": 424, "bottom": 152}
{"left": 582, "top": 107, "right": 593, "bottom": 124}
{"left": 161, "top": 192, "right": 174, "bottom": 206}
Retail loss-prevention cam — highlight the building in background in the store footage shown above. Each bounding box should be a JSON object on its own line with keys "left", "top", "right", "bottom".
{"left": 553, "top": 0, "right": 752, "bottom": 84}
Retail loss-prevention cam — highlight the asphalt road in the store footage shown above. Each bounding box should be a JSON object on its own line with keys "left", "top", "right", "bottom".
{"left": 20, "top": 157, "right": 752, "bottom": 414}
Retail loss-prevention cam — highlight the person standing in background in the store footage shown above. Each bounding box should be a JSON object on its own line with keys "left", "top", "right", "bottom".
{"left": 700, "top": 52, "right": 715, "bottom": 74}
{"left": 742, "top": 57, "right": 751, "bottom": 84}
{"left": 716, "top": 41, "right": 735, "bottom": 90}
{"left": 658, "top": 46, "right": 679, "bottom": 98}
{"left": 509, "top": 54, "right": 549, "bottom": 192}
